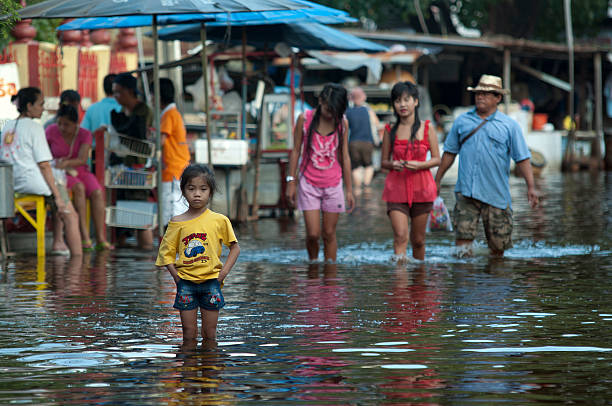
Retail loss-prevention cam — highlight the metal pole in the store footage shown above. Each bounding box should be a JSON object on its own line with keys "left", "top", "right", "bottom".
{"left": 503, "top": 48, "right": 511, "bottom": 114}
{"left": 153, "top": 16, "right": 163, "bottom": 238}
{"left": 200, "top": 23, "right": 213, "bottom": 172}
{"left": 136, "top": 27, "right": 150, "bottom": 104}
{"left": 290, "top": 53, "right": 295, "bottom": 130}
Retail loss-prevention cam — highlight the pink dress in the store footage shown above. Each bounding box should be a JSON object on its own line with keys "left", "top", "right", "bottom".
{"left": 300, "top": 109, "right": 343, "bottom": 188}
{"left": 45, "top": 124, "right": 102, "bottom": 197}
{"left": 382, "top": 120, "right": 437, "bottom": 206}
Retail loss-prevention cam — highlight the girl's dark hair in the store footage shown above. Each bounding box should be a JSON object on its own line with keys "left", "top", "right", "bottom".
{"left": 59, "top": 89, "right": 81, "bottom": 105}
{"left": 56, "top": 103, "right": 79, "bottom": 123}
{"left": 149, "top": 77, "right": 175, "bottom": 105}
{"left": 180, "top": 164, "right": 217, "bottom": 202}
{"left": 302, "top": 83, "right": 348, "bottom": 171}
{"left": 389, "top": 81, "right": 421, "bottom": 147}
{"left": 11, "top": 87, "right": 42, "bottom": 114}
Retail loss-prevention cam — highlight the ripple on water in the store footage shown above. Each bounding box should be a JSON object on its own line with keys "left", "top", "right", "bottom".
{"left": 240, "top": 239, "right": 607, "bottom": 265}
{"left": 17, "top": 352, "right": 124, "bottom": 368}
{"left": 462, "top": 346, "right": 612, "bottom": 353}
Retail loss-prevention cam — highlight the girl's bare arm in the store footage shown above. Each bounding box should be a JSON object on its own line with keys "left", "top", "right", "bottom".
{"left": 218, "top": 242, "right": 240, "bottom": 282}
{"left": 165, "top": 263, "right": 180, "bottom": 283}
{"left": 341, "top": 118, "right": 355, "bottom": 212}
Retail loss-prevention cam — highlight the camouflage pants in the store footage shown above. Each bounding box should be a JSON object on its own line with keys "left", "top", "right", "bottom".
{"left": 453, "top": 193, "right": 513, "bottom": 252}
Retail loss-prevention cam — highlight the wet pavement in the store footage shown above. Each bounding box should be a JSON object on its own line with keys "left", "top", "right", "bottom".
{"left": 0, "top": 172, "right": 611, "bottom": 404}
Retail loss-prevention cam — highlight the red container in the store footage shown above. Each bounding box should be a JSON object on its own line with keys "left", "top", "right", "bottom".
{"left": 532, "top": 113, "right": 548, "bottom": 131}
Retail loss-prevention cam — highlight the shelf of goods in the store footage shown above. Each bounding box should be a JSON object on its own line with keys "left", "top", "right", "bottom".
{"left": 104, "top": 132, "right": 157, "bottom": 230}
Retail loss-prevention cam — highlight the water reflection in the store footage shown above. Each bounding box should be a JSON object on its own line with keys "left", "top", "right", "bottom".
{"left": 0, "top": 173, "right": 611, "bottom": 404}
{"left": 161, "top": 343, "right": 233, "bottom": 404}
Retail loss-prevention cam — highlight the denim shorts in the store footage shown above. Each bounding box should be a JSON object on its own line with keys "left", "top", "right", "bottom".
{"left": 174, "top": 278, "right": 225, "bottom": 311}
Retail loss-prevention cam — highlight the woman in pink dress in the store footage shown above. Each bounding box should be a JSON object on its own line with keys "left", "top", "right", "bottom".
{"left": 46, "top": 104, "right": 113, "bottom": 250}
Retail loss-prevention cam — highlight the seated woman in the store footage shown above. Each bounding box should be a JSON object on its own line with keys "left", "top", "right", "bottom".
{"left": 0, "top": 87, "right": 82, "bottom": 257}
{"left": 45, "top": 104, "right": 113, "bottom": 250}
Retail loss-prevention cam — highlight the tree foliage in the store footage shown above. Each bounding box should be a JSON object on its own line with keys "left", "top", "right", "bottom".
{"left": 1, "top": 0, "right": 20, "bottom": 43}
{"left": 1, "top": 0, "right": 62, "bottom": 47}
{"left": 450, "top": 0, "right": 608, "bottom": 41}
{"left": 320, "top": 0, "right": 608, "bottom": 42}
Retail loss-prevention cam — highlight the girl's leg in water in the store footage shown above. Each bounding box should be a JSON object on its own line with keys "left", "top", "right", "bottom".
{"left": 201, "top": 309, "right": 219, "bottom": 348}
{"left": 409, "top": 212, "right": 429, "bottom": 260}
{"left": 322, "top": 211, "right": 340, "bottom": 261}
{"left": 389, "top": 210, "right": 410, "bottom": 261}
{"left": 303, "top": 210, "right": 321, "bottom": 261}
{"left": 180, "top": 309, "right": 199, "bottom": 347}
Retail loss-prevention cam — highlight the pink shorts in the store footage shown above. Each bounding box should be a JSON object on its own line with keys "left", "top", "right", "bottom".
{"left": 297, "top": 176, "right": 345, "bottom": 213}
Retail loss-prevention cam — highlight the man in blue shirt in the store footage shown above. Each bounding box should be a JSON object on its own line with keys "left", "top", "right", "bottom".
{"left": 346, "top": 87, "right": 380, "bottom": 194}
{"left": 81, "top": 74, "right": 122, "bottom": 134}
{"left": 435, "top": 74, "right": 539, "bottom": 257}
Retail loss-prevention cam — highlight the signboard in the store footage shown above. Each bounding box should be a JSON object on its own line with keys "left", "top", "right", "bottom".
{"left": 0, "top": 63, "right": 19, "bottom": 129}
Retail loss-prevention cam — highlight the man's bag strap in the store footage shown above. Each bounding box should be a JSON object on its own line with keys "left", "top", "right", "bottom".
{"left": 459, "top": 118, "right": 488, "bottom": 147}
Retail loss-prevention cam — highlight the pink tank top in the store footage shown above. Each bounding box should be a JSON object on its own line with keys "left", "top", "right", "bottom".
{"left": 300, "top": 109, "right": 343, "bottom": 188}
{"left": 382, "top": 120, "right": 437, "bottom": 206}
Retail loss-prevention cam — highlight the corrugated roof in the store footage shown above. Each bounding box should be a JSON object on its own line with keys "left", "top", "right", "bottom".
{"left": 342, "top": 29, "right": 612, "bottom": 56}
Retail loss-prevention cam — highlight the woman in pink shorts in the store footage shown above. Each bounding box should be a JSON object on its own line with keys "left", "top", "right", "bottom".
{"left": 46, "top": 104, "right": 113, "bottom": 250}
{"left": 287, "top": 83, "right": 355, "bottom": 262}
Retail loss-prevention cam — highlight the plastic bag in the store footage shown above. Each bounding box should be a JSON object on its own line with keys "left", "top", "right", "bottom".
{"left": 51, "top": 160, "right": 67, "bottom": 187}
{"left": 427, "top": 196, "right": 453, "bottom": 232}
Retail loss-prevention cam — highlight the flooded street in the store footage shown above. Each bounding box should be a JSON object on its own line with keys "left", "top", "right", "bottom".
{"left": 1, "top": 172, "right": 611, "bottom": 404}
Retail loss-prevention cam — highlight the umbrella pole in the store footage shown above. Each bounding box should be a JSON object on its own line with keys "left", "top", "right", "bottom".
{"left": 237, "top": 27, "right": 248, "bottom": 222}
{"left": 241, "top": 27, "right": 247, "bottom": 140}
{"left": 201, "top": 23, "right": 213, "bottom": 172}
{"left": 153, "top": 15, "right": 163, "bottom": 239}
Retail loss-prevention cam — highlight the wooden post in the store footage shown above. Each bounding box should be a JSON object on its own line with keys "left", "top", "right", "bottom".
{"left": 562, "top": 0, "right": 576, "bottom": 170}
{"left": 593, "top": 52, "right": 603, "bottom": 167}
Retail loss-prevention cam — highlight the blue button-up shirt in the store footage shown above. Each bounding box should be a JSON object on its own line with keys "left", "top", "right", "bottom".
{"left": 444, "top": 108, "right": 531, "bottom": 209}
{"left": 81, "top": 97, "right": 122, "bottom": 133}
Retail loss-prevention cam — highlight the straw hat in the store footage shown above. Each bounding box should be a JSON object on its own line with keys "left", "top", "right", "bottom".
{"left": 467, "top": 74, "right": 510, "bottom": 95}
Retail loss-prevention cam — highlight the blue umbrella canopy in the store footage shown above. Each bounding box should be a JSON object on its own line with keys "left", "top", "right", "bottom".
{"left": 56, "top": 0, "right": 355, "bottom": 30}
{"left": 158, "top": 21, "right": 387, "bottom": 53}
{"left": 14, "top": 0, "right": 306, "bottom": 19}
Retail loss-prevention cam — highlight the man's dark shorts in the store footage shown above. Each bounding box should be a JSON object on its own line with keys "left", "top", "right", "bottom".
{"left": 349, "top": 141, "right": 374, "bottom": 168}
{"left": 453, "top": 193, "right": 513, "bottom": 251}
{"left": 174, "top": 278, "right": 225, "bottom": 311}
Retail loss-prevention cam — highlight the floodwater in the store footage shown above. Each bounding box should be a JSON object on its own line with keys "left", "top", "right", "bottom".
{"left": 1, "top": 172, "right": 611, "bottom": 404}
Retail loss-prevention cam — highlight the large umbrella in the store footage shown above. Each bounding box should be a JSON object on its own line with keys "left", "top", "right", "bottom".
{"left": 56, "top": 0, "right": 357, "bottom": 140}
{"left": 9, "top": 0, "right": 307, "bottom": 237}
{"left": 56, "top": 0, "right": 355, "bottom": 30}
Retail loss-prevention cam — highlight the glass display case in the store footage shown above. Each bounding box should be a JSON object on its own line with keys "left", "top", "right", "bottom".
{"left": 260, "top": 93, "right": 293, "bottom": 152}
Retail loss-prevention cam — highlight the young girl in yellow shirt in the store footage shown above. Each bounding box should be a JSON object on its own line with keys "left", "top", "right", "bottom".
{"left": 156, "top": 164, "right": 240, "bottom": 348}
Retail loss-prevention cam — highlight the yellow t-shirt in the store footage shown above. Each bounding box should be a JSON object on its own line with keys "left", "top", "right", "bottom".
{"left": 155, "top": 209, "right": 237, "bottom": 282}
{"left": 160, "top": 105, "right": 190, "bottom": 182}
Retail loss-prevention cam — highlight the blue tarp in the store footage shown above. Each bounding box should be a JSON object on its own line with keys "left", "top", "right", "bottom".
{"left": 158, "top": 22, "right": 387, "bottom": 52}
